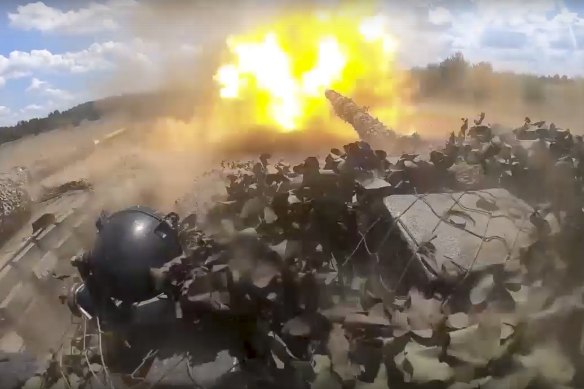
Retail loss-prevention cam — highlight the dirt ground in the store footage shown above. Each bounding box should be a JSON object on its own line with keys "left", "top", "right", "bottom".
{"left": 0, "top": 97, "right": 580, "bottom": 219}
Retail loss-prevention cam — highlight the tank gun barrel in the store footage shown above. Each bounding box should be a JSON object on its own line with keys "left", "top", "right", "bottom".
{"left": 325, "top": 89, "right": 397, "bottom": 148}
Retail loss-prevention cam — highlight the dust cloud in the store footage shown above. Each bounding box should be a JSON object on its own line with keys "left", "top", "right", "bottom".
{"left": 4, "top": 1, "right": 583, "bottom": 214}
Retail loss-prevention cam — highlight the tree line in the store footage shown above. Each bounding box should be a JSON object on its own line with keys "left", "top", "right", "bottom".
{"left": 0, "top": 102, "right": 101, "bottom": 145}
{"left": 411, "top": 52, "right": 581, "bottom": 104}
{"left": 0, "top": 53, "right": 580, "bottom": 145}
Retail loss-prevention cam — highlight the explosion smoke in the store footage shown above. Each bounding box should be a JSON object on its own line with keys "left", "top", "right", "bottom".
{"left": 208, "top": 10, "right": 413, "bottom": 137}
{"left": 106, "top": 4, "right": 417, "bottom": 156}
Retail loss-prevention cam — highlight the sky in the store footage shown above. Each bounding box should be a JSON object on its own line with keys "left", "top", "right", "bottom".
{"left": 0, "top": 0, "right": 583, "bottom": 126}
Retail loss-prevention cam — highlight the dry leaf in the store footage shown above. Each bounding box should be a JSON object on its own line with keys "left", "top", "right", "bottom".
{"left": 22, "top": 376, "right": 44, "bottom": 389}
{"left": 328, "top": 324, "right": 357, "bottom": 384}
{"left": 266, "top": 331, "right": 298, "bottom": 373}
{"left": 264, "top": 206, "right": 278, "bottom": 223}
{"left": 311, "top": 355, "right": 342, "bottom": 389}
{"left": 470, "top": 273, "right": 495, "bottom": 305}
{"left": 321, "top": 304, "right": 365, "bottom": 323}
{"left": 447, "top": 312, "right": 470, "bottom": 329}
{"left": 395, "top": 341, "right": 454, "bottom": 383}
{"left": 270, "top": 240, "right": 287, "bottom": 259}
{"left": 240, "top": 197, "right": 264, "bottom": 219}
{"left": 251, "top": 261, "right": 280, "bottom": 288}
{"left": 345, "top": 313, "right": 390, "bottom": 327}
{"left": 391, "top": 309, "right": 410, "bottom": 338}
{"left": 447, "top": 314, "right": 504, "bottom": 367}
{"left": 406, "top": 288, "right": 444, "bottom": 338}
{"left": 283, "top": 315, "right": 312, "bottom": 337}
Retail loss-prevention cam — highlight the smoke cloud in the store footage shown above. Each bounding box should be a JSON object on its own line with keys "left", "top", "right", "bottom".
{"left": 10, "top": 0, "right": 582, "bottom": 215}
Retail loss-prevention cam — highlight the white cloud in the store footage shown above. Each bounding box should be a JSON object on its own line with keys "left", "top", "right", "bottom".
{"left": 43, "top": 87, "right": 73, "bottom": 100}
{"left": 0, "top": 103, "right": 54, "bottom": 126}
{"left": 26, "top": 77, "right": 74, "bottom": 100}
{"left": 428, "top": 7, "right": 452, "bottom": 26}
{"left": 26, "top": 77, "right": 47, "bottom": 91}
{"left": 471, "top": 0, "right": 558, "bottom": 21}
{"left": 433, "top": 0, "right": 584, "bottom": 75}
{"left": 5, "top": 42, "right": 125, "bottom": 73}
{"left": 21, "top": 104, "right": 44, "bottom": 113}
{"left": 7, "top": 70, "right": 33, "bottom": 79}
{"left": 0, "top": 57, "right": 6, "bottom": 87}
{"left": 0, "top": 41, "right": 133, "bottom": 89}
{"left": 8, "top": 0, "right": 137, "bottom": 34}
{"left": 0, "top": 106, "right": 11, "bottom": 116}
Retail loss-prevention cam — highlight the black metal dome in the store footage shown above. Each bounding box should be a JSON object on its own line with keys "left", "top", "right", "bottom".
{"left": 88, "top": 206, "right": 182, "bottom": 303}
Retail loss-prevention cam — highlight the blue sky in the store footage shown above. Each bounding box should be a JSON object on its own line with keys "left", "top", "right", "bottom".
{"left": 1, "top": 0, "right": 584, "bottom": 126}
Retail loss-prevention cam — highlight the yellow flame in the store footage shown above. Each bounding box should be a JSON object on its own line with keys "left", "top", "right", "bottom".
{"left": 301, "top": 36, "right": 347, "bottom": 97}
{"left": 360, "top": 15, "right": 399, "bottom": 54}
{"left": 212, "top": 10, "right": 412, "bottom": 134}
{"left": 215, "top": 65, "right": 240, "bottom": 98}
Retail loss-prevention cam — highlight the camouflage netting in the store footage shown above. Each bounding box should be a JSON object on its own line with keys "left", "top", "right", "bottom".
{"left": 15, "top": 98, "right": 584, "bottom": 389}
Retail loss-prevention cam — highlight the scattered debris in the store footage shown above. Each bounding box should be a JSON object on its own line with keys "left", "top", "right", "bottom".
{"left": 31, "top": 213, "right": 56, "bottom": 234}
{"left": 0, "top": 167, "right": 32, "bottom": 245}
{"left": 38, "top": 179, "right": 93, "bottom": 203}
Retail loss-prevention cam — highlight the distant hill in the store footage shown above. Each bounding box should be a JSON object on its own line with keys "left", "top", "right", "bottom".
{"left": 0, "top": 89, "right": 199, "bottom": 146}
{"left": 0, "top": 102, "right": 101, "bottom": 145}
